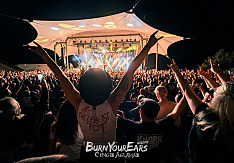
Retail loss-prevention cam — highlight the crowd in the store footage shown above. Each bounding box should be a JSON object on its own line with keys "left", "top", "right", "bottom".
{"left": 0, "top": 32, "right": 233, "bottom": 163}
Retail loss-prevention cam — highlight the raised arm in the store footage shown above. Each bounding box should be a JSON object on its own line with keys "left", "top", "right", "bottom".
{"left": 29, "top": 42, "right": 81, "bottom": 109}
{"left": 168, "top": 60, "right": 202, "bottom": 114}
{"left": 210, "top": 60, "right": 231, "bottom": 84}
{"left": 198, "top": 67, "right": 220, "bottom": 91}
{"left": 168, "top": 95, "right": 187, "bottom": 120}
{"left": 108, "top": 31, "right": 163, "bottom": 115}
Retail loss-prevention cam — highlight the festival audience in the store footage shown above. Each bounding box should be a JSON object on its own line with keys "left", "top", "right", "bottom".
{"left": 0, "top": 79, "right": 49, "bottom": 162}
{"left": 168, "top": 59, "right": 234, "bottom": 163}
{"left": 117, "top": 96, "right": 187, "bottom": 163}
{"left": 0, "top": 39, "right": 233, "bottom": 163}
{"left": 27, "top": 31, "right": 163, "bottom": 163}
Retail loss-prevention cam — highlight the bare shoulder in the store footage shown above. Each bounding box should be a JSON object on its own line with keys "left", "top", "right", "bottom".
{"left": 158, "top": 100, "right": 176, "bottom": 106}
{"left": 169, "top": 101, "right": 177, "bottom": 106}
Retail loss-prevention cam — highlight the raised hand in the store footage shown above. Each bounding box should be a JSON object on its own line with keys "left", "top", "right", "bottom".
{"left": 28, "top": 41, "right": 48, "bottom": 57}
{"left": 191, "top": 83, "right": 196, "bottom": 91}
{"left": 210, "top": 60, "right": 222, "bottom": 74}
{"left": 146, "top": 31, "right": 164, "bottom": 48}
{"left": 41, "top": 79, "right": 48, "bottom": 90}
{"left": 198, "top": 67, "right": 212, "bottom": 79}
{"left": 167, "top": 59, "right": 179, "bottom": 72}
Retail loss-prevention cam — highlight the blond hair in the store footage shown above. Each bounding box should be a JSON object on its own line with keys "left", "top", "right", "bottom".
{"left": 154, "top": 86, "right": 168, "bottom": 95}
{"left": 211, "top": 82, "right": 234, "bottom": 129}
{"left": 196, "top": 82, "right": 234, "bottom": 138}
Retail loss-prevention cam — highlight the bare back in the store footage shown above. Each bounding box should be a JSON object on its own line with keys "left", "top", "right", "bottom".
{"left": 155, "top": 101, "right": 176, "bottom": 120}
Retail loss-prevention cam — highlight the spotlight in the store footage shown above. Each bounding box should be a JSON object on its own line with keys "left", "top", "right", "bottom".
{"left": 127, "top": 23, "right": 134, "bottom": 27}
{"left": 79, "top": 25, "right": 86, "bottom": 28}
{"left": 102, "top": 49, "right": 106, "bottom": 54}
{"left": 104, "top": 21, "right": 116, "bottom": 29}
{"left": 92, "top": 24, "right": 102, "bottom": 27}
{"left": 51, "top": 27, "right": 60, "bottom": 31}
{"left": 105, "top": 40, "right": 108, "bottom": 43}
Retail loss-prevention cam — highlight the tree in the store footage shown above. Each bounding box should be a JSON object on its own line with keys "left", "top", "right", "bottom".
{"left": 199, "top": 49, "right": 234, "bottom": 73}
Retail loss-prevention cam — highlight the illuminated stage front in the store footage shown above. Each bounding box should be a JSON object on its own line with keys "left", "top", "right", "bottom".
{"left": 65, "top": 33, "right": 143, "bottom": 71}
{"left": 71, "top": 47, "right": 136, "bottom": 71}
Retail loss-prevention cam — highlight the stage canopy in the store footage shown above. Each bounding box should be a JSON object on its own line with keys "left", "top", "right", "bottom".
{"left": 30, "top": 12, "right": 183, "bottom": 57}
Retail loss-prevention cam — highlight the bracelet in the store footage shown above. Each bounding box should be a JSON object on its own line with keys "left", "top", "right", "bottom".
{"left": 216, "top": 70, "right": 222, "bottom": 74}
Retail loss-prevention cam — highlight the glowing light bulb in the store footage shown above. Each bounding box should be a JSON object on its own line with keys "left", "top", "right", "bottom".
{"left": 79, "top": 25, "right": 86, "bottom": 28}
{"left": 127, "top": 23, "right": 134, "bottom": 27}
{"left": 104, "top": 21, "right": 116, "bottom": 29}
{"left": 92, "top": 24, "right": 102, "bottom": 27}
{"left": 51, "top": 27, "right": 60, "bottom": 30}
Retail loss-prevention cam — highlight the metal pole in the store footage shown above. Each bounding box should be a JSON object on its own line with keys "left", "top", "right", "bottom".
{"left": 156, "top": 43, "right": 159, "bottom": 71}
{"left": 140, "top": 37, "right": 144, "bottom": 71}
{"left": 54, "top": 43, "right": 57, "bottom": 63}
{"left": 65, "top": 42, "right": 69, "bottom": 70}
{"left": 66, "top": 33, "right": 144, "bottom": 40}
{"left": 145, "top": 38, "right": 149, "bottom": 70}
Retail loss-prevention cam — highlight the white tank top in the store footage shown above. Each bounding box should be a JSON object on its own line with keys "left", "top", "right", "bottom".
{"left": 77, "top": 100, "right": 116, "bottom": 145}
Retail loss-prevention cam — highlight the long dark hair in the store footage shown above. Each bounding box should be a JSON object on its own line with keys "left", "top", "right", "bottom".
{"left": 51, "top": 100, "right": 78, "bottom": 145}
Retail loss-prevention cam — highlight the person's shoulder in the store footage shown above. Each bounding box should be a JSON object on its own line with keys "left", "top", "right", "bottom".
{"left": 168, "top": 101, "right": 176, "bottom": 105}
{"left": 117, "top": 116, "right": 138, "bottom": 130}
{"left": 156, "top": 116, "right": 174, "bottom": 126}
{"left": 158, "top": 100, "right": 176, "bottom": 107}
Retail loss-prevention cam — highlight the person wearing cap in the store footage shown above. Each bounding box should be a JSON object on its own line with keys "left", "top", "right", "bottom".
{"left": 29, "top": 31, "right": 163, "bottom": 147}
{"left": 117, "top": 96, "right": 187, "bottom": 162}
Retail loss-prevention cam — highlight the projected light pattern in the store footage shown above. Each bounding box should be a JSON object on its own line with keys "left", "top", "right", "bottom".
{"left": 73, "top": 50, "right": 135, "bottom": 71}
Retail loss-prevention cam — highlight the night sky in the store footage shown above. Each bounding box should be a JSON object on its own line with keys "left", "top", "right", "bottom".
{"left": 1, "top": 0, "right": 233, "bottom": 68}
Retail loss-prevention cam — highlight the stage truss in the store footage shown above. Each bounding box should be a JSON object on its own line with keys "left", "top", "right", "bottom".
{"left": 54, "top": 33, "right": 150, "bottom": 71}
